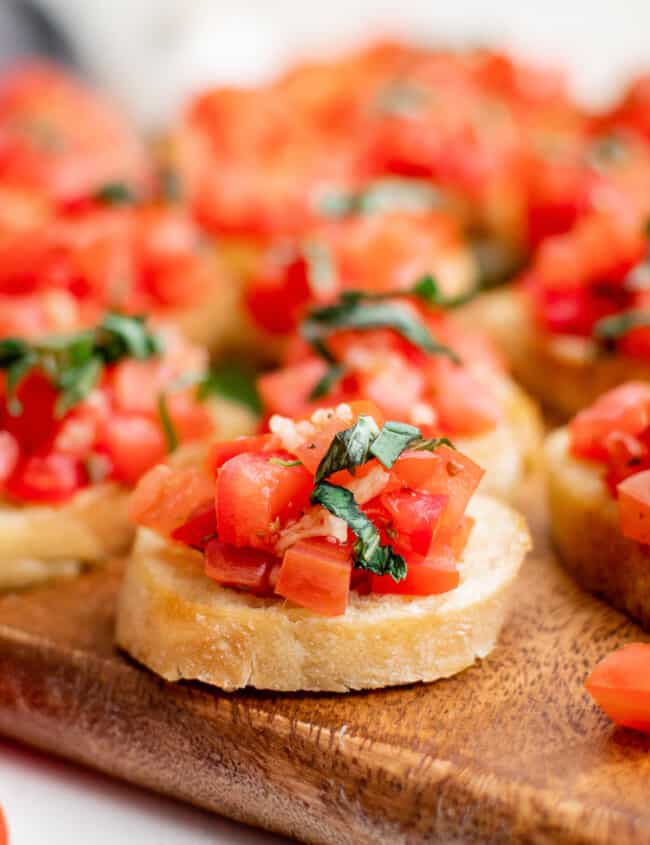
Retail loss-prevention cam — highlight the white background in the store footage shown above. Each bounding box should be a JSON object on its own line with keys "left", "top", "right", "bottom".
{"left": 4, "top": 1, "right": 650, "bottom": 843}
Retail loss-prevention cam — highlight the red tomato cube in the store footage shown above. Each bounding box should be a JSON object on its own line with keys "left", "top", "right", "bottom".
{"left": 585, "top": 643, "right": 650, "bottom": 733}
{"left": 275, "top": 537, "right": 352, "bottom": 615}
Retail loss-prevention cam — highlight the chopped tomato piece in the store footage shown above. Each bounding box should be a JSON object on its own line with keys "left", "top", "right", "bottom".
{"left": 570, "top": 382, "right": 650, "bottom": 461}
{"left": 129, "top": 464, "right": 214, "bottom": 537}
{"left": 4, "top": 452, "right": 85, "bottom": 503}
{"left": 1, "top": 370, "right": 59, "bottom": 453}
{"left": 204, "top": 539, "right": 278, "bottom": 593}
{"left": 216, "top": 452, "right": 312, "bottom": 550}
{"left": 207, "top": 434, "right": 274, "bottom": 476}
{"left": 257, "top": 359, "right": 328, "bottom": 418}
{"left": 246, "top": 253, "right": 311, "bottom": 334}
{"left": 617, "top": 470, "right": 650, "bottom": 544}
{"left": 97, "top": 414, "right": 166, "bottom": 486}
{"left": 0, "top": 430, "right": 19, "bottom": 483}
{"left": 449, "top": 515, "right": 475, "bottom": 558}
{"left": 171, "top": 500, "right": 217, "bottom": 550}
{"left": 393, "top": 445, "right": 483, "bottom": 539}
{"left": 290, "top": 401, "right": 383, "bottom": 472}
{"left": 380, "top": 488, "right": 448, "bottom": 556}
{"left": 275, "top": 537, "right": 352, "bottom": 615}
{"left": 585, "top": 643, "right": 650, "bottom": 732}
{"left": 426, "top": 359, "right": 500, "bottom": 435}
{"left": 371, "top": 546, "right": 459, "bottom": 596}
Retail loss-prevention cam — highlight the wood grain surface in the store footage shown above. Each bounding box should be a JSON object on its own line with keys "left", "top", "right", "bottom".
{"left": 0, "top": 480, "right": 648, "bottom": 845}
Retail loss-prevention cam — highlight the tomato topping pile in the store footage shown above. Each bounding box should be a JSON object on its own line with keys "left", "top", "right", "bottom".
{"left": 0, "top": 318, "right": 216, "bottom": 504}
{"left": 586, "top": 643, "right": 650, "bottom": 733}
{"left": 257, "top": 298, "right": 502, "bottom": 436}
{"left": 131, "top": 401, "right": 484, "bottom": 615}
{"left": 569, "top": 382, "right": 650, "bottom": 542}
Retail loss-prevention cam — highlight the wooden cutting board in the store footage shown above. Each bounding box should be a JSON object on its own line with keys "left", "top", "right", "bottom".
{"left": 0, "top": 481, "right": 648, "bottom": 845}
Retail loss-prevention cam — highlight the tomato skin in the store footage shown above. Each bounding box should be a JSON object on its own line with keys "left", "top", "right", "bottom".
{"left": 379, "top": 489, "right": 448, "bottom": 556}
{"left": 216, "top": 452, "right": 313, "bottom": 550}
{"left": 204, "top": 539, "right": 278, "bottom": 593}
{"left": 96, "top": 414, "right": 166, "bottom": 486}
{"left": 207, "top": 434, "right": 274, "bottom": 476}
{"left": 570, "top": 382, "right": 650, "bottom": 461}
{"left": 393, "top": 445, "right": 484, "bottom": 540}
{"left": 4, "top": 452, "right": 85, "bottom": 504}
{"left": 171, "top": 500, "right": 217, "bottom": 550}
{"left": 585, "top": 643, "right": 650, "bottom": 732}
{"left": 371, "top": 546, "right": 459, "bottom": 596}
{"left": 425, "top": 359, "right": 501, "bottom": 435}
{"left": 257, "top": 359, "right": 328, "bottom": 418}
{"left": 246, "top": 253, "right": 311, "bottom": 334}
{"left": 1, "top": 370, "right": 59, "bottom": 454}
{"left": 617, "top": 470, "right": 650, "bottom": 544}
{"left": 275, "top": 537, "right": 352, "bottom": 616}
{"left": 0, "top": 430, "right": 19, "bottom": 483}
{"left": 128, "top": 464, "right": 215, "bottom": 538}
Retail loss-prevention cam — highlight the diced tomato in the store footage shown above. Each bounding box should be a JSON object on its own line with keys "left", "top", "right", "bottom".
{"left": 585, "top": 643, "right": 650, "bottom": 732}
{"left": 0, "top": 805, "right": 6, "bottom": 845}
{"left": 204, "top": 539, "right": 277, "bottom": 593}
{"left": 617, "top": 470, "right": 650, "bottom": 544}
{"left": 1, "top": 370, "right": 59, "bottom": 453}
{"left": 570, "top": 382, "right": 650, "bottom": 461}
{"left": 426, "top": 359, "right": 500, "bottom": 435}
{"left": 207, "top": 434, "right": 274, "bottom": 476}
{"left": 449, "top": 515, "right": 475, "bottom": 558}
{"left": 393, "top": 445, "right": 484, "bottom": 539}
{"left": 0, "top": 430, "right": 19, "bottom": 483}
{"left": 380, "top": 488, "right": 448, "bottom": 555}
{"left": 4, "top": 452, "right": 85, "bottom": 503}
{"left": 128, "top": 464, "right": 215, "bottom": 537}
{"left": 257, "top": 359, "right": 328, "bottom": 418}
{"left": 97, "top": 413, "right": 166, "bottom": 486}
{"left": 290, "top": 401, "right": 384, "bottom": 473}
{"left": 275, "top": 537, "right": 352, "bottom": 615}
{"left": 166, "top": 392, "right": 215, "bottom": 443}
{"left": 216, "top": 452, "right": 312, "bottom": 550}
{"left": 171, "top": 500, "right": 217, "bottom": 550}
{"left": 246, "top": 252, "right": 311, "bottom": 334}
{"left": 371, "top": 545, "right": 459, "bottom": 596}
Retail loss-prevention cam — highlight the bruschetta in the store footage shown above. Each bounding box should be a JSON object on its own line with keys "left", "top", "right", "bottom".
{"left": 257, "top": 290, "right": 541, "bottom": 500}
{"left": 545, "top": 382, "right": 650, "bottom": 628}
{"left": 463, "top": 212, "right": 650, "bottom": 418}
{"left": 117, "top": 401, "right": 531, "bottom": 691}
{"left": 0, "top": 315, "right": 255, "bottom": 589}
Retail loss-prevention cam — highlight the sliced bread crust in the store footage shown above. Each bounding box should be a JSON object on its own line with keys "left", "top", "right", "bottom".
{"left": 116, "top": 495, "right": 531, "bottom": 692}
{"left": 545, "top": 427, "right": 650, "bottom": 629}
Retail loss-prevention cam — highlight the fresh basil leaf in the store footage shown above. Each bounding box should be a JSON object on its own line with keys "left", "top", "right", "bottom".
{"left": 593, "top": 310, "right": 650, "bottom": 349}
{"left": 310, "top": 481, "right": 407, "bottom": 581}
{"left": 411, "top": 274, "right": 478, "bottom": 308}
{"left": 308, "top": 363, "right": 346, "bottom": 401}
{"left": 99, "top": 313, "right": 162, "bottom": 360}
{"left": 197, "top": 363, "right": 262, "bottom": 414}
{"left": 0, "top": 338, "right": 29, "bottom": 368}
{"left": 314, "top": 415, "right": 380, "bottom": 484}
{"left": 316, "top": 179, "right": 440, "bottom": 219}
{"left": 302, "top": 299, "right": 460, "bottom": 363}
{"left": 94, "top": 182, "right": 137, "bottom": 205}
{"left": 157, "top": 392, "right": 179, "bottom": 453}
{"left": 369, "top": 421, "right": 421, "bottom": 469}
{"left": 55, "top": 358, "right": 103, "bottom": 418}
{"left": 302, "top": 240, "right": 336, "bottom": 296}
{"left": 411, "top": 436, "right": 455, "bottom": 452}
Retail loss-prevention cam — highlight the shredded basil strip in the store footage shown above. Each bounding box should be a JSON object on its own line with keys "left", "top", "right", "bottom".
{"left": 301, "top": 295, "right": 460, "bottom": 364}
{"left": 314, "top": 414, "right": 380, "bottom": 484}
{"left": 157, "top": 392, "right": 179, "bottom": 453}
{"left": 369, "top": 421, "right": 421, "bottom": 469}
{"left": 411, "top": 436, "right": 454, "bottom": 452}
{"left": 308, "top": 363, "right": 346, "bottom": 401}
{"left": 0, "top": 313, "right": 161, "bottom": 417}
{"left": 411, "top": 274, "right": 478, "bottom": 309}
{"left": 310, "top": 481, "right": 407, "bottom": 581}
{"left": 94, "top": 181, "right": 137, "bottom": 205}
{"left": 593, "top": 310, "right": 650, "bottom": 349}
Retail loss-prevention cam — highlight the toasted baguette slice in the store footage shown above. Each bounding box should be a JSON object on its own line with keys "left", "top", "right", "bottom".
{"left": 460, "top": 287, "right": 650, "bottom": 420}
{"left": 545, "top": 428, "right": 650, "bottom": 629}
{"left": 116, "top": 495, "right": 530, "bottom": 692}
{"left": 0, "top": 397, "right": 256, "bottom": 591}
{"left": 456, "top": 372, "right": 542, "bottom": 500}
